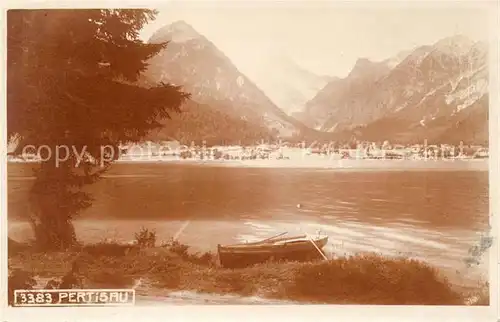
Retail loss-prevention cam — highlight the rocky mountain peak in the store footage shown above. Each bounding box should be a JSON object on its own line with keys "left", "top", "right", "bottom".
{"left": 349, "top": 58, "right": 374, "bottom": 76}
{"left": 148, "top": 20, "right": 202, "bottom": 44}
{"left": 142, "top": 21, "right": 300, "bottom": 137}
{"left": 299, "top": 34, "right": 488, "bottom": 144}
{"left": 432, "top": 34, "right": 476, "bottom": 56}
{"left": 347, "top": 57, "right": 391, "bottom": 83}
{"left": 384, "top": 49, "right": 412, "bottom": 69}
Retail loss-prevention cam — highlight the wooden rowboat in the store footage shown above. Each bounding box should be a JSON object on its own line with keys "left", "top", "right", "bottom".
{"left": 217, "top": 233, "right": 328, "bottom": 268}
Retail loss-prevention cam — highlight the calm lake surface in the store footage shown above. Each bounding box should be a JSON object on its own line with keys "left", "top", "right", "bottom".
{"left": 8, "top": 162, "right": 490, "bottom": 283}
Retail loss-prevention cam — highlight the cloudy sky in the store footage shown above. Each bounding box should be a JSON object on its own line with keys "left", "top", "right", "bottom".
{"left": 139, "top": 1, "right": 490, "bottom": 78}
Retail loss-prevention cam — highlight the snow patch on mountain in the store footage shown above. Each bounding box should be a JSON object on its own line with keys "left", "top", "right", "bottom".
{"left": 445, "top": 77, "right": 488, "bottom": 108}
{"left": 237, "top": 76, "right": 245, "bottom": 87}
{"left": 327, "top": 123, "right": 340, "bottom": 132}
{"left": 394, "top": 102, "right": 408, "bottom": 112}
{"left": 413, "top": 88, "right": 437, "bottom": 107}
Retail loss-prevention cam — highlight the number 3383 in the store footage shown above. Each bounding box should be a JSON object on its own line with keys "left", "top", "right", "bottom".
{"left": 16, "top": 292, "right": 53, "bottom": 305}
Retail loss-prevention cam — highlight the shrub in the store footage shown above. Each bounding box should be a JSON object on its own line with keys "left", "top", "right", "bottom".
{"left": 135, "top": 227, "right": 157, "bottom": 248}
{"left": 87, "top": 269, "right": 135, "bottom": 288}
{"left": 214, "top": 270, "right": 254, "bottom": 295}
{"left": 83, "top": 242, "right": 135, "bottom": 257}
{"left": 188, "top": 251, "right": 216, "bottom": 266}
{"left": 283, "top": 254, "right": 463, "bottom": 305}
{"left": 59, "top": 270, "right": 84, "bottom": 289}
{"left": 164, "top": 239, "right": 190, "bottom": 258}
{"left": 149, "top": 263, "right": 183, "bottom": 289}
{"left": 160, "top": 239, "right": 215, "bottom": 266}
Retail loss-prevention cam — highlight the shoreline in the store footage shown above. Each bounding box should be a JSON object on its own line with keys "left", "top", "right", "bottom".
{"left": 8, "top": 217, "right": 490, "bottom": 293}
{"left": 114, "top": 158, "right": 489, "bottom": 171}
{"left": 8, "top": 239, "right": 489, "bottom": 306}
{"left": 7, "top": 156, "right": 489, "bottom": 171}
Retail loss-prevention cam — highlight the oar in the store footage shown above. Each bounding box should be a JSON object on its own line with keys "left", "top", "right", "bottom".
{"left": 257, "top": 232, "right": 288, "bottom": 244}
{"left": 308, "top": 235, "right": 328, "bottom": 260}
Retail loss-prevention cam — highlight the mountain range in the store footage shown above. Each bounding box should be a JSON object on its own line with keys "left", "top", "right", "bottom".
{"left": 297, "top": 35, "right": 488, "bottom": 144}
{"left": 245, "top": 52, "right": 334, "bottom": 116}
{"left": 141, "top": 21, "right": 489, "bottom": 145}
{"left": 141, "top": 21, "right": 306, "bottom": 143}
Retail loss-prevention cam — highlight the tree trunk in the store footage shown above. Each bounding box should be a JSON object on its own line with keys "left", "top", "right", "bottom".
{"left": 29, "top": 161, "right": 78, "bottom": 250}
{"left": 31, "top": 213, "right": 77, "bottom": 250}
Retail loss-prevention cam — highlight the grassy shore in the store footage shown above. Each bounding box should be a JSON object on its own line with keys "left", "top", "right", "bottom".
{"left": 8, "top": 238, "right": 489, "bottom": 306}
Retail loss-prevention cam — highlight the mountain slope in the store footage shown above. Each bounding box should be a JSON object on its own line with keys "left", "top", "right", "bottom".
{"left": 296, "top": 48, "right": 414, "bottom": 130}
{"left": 248, "top": 53, "right": 333, "bottom": 116}
{"left": 299, "top": 57, "right": 393, "bottom": 131}
{"left": 141, "top": 21, "right": 299, "bottom": 137}
{"left": 302, "top": 35, "right": 488, "bottom": 144}
{"left": 146, "top": 100, "right": 277, "bottom": 145}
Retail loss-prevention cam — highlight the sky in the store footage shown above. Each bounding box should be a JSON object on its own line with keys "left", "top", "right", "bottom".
{"left": 138, "top": 1, "right": 490, "bottom": 78}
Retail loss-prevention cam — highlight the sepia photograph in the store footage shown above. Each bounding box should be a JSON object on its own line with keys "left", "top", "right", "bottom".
{"left": 2, "top": 0, "right": 498, "bottom": 321}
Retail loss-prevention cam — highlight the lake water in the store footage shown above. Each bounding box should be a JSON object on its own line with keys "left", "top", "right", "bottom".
{"left": 7, "top": 162, "right": 490, "bottom": 285}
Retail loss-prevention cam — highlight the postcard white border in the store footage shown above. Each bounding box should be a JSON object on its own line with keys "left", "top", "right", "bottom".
{"left": 1, "top": 1, "right": 498, "bottom": 322}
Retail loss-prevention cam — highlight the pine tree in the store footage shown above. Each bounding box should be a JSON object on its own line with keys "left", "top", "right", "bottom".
{"left": 7, "top": 9, "right": 190, "bottom": 250}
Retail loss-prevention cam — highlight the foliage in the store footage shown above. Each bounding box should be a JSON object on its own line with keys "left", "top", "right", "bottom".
{"left": 148, "top": 100, "right": 276, "bottom": 146}
{"left": 163, "top": 239, "right": 190, "bottom": 257}
{"left": 10, "top": 241, "right": 475, "bottom": 305}
{"left": 7, "top": 9, "right": 189, "bottom": 250}
{"left": 83, "top": 242, "right": 136, "bottom": 257}
{"left": 161, "top": 239, "right": 216, "bottom": 266}
{"left": 134, "top": 227, "right": 157, "bottom": 248}
{"left": 86, "top": 269, "right": 135, "bottom": 288}
{"left": 284, "top": 254, "right": 463, "bottom": 304}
